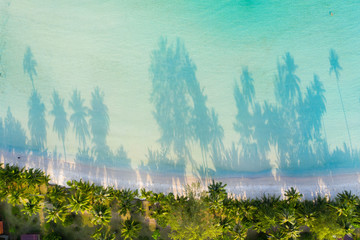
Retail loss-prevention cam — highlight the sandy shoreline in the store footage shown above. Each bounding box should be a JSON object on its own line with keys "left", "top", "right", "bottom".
{"left": 1, "top": 151, "right": 360, "bottom": 200}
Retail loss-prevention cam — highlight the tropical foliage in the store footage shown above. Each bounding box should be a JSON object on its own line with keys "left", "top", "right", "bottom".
{"left": 1, "top": 163, "right": 360, "bottom": 239}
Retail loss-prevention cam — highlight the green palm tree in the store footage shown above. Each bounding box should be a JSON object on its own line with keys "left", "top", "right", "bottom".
{"left": 67, "top": 179, "right": 96, "bottom": 202}
{"left": 68, "top": 191, "right": 91, "bottom": 214}
{"left": 329, "top": 49, "right": 352, "bottom": 151}
{"left": 8, "top": 188, "right": 26, "bottom": 206}
{"left": 90, "top": 203, "right": 112, "bottom": 226}
{"left": 50, "top": 90, "right": 69, "bottom": 160}
{"left": 1, "top": 164, "right": 24, "bottom": 188}
{"left": 234, "top": 200, "right": 257, "bottom": 239}
{"left": 115, "top": 188, "right": 138, "bottom": 216}
{"left": 297, "top": 200, "right": 316, "bottom": 227}
{"left": 24, "top": 167, "right": 49, "bottom": 194}
{"left": 21, "top": 196, "right": 42, "bottom": 216}
{"left": 93, "top": 185, "right": 114, "bottom": 205}
{"left": 24, "top": 168, "right": 43, "bottom": 186}
{"left": 276, "top": 209, "right": 301, "bottom": 240}
{"left": 121, "top": 219, "right": 142, "bottom": 240}
{"left": 47, "top": 185, "right": 68, "bottom": 205}
{"left": 1, "top": 164, "right": 26, "bottom": 202}
{"left": 91, "top": 228, "right": 116, "bottom": 240}
{"left": 284, "top": 187, "right": 303, "bottom": 205}
{"left": 69, "top": 90, "right": 90, "bottom": 149}
{"left": 207, "top": 180, "right": 227, "bottom": 216}
{"left": 336, "top": 190, "right": 358, "bottom": 207}
{"left": 45, "top": 202, "right": 68, "bottom": 224}
{"left": 332, "top": 190, "right": 360, "bottom": 234}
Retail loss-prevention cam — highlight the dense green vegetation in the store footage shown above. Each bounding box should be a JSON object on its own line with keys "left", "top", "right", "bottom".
{"left": 0, "top": 163, "right": 359, "bottom": 239}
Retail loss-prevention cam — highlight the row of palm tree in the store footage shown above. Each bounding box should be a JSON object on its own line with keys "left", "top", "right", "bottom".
{"left": 144, "top": 181, "right": 360, "bottom": 240}
{"left": 2, "top": 163, "right": 360, "bottom": 239}
{"left": 0, "top": 163, "right": 49, "bottom": 206}
{"left": 0, "top": 163, "right": 142, "bottom": 239}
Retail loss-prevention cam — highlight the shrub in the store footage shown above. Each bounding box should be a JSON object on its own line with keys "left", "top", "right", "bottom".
{"left": 43, "top": 232, "right": 63, "bottom": 240}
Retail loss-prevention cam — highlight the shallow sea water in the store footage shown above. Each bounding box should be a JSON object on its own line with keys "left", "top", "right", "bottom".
{"left": 0, "top": 0, "right": 360, "bottom": 183}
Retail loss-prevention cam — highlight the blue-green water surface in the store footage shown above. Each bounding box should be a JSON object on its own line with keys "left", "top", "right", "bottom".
{"left": 0, "top": 0, "right": 360, "bottom": 178}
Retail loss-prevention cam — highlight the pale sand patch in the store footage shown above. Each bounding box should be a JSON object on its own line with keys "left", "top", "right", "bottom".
{"left": 2, "top": 150, "right": 360, "bottom": 200}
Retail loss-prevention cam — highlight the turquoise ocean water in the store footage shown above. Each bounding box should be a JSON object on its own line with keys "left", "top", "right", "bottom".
{"left": 0, "top": 0, "right": 360, "bottom": 178}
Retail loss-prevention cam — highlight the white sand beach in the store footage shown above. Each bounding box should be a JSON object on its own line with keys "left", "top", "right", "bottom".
{"left": 2, "top": 151, "right": 360, "bottom": 200}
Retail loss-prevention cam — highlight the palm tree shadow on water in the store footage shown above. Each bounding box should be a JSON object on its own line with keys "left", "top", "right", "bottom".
{"left": 1, "top": 108, "right": 27, "bottom": 165}
{"left": 208, "top": 108, "right": 225, "bottom": 173}
{"left": 145, "top": 36, "right": 233, "bottom": 192}
{"left": 147, "top": 37, "right": 192, "bottom": 190}
{"left": 23, "top": 46, "right": 50, "bottom": 171}
{"left": 23, "top": 47, "right": 37, "bottom": 90}
{"left": 50, "top": 90, "right": 69, "bottom": 161}
{"left": 329, "top": 49, "right": 353, "bottom": 153}
{"left": 138, "top": 148, "right": 187, "bottom": 195}
{"left": 1, "top": 41, "right": 359, "bottom": 197}
{"left": 0, "top": 104, "right": 67, "bottom": 183}
{"left": 140, "top": 39, "right": 356, "bottom": 192}
{"left": 69, "top": 89, "right": 92, "bottom": 177}
{"left": 27, "top": 89, "right": 48, "bottom": 170}
{"left": 227, "top": 51, "right": 358, "bottom": 182}
{"left": 146, "top": 37, "right": 214, "bottom": 192}
{"left": 67, "top": 88, "right": 136, "bottom": 188}
{"left": 69, "top": 89, "right": 90, "bottom": 151}
{"left": 88, "top": 87, "right": 111, "bottom": 181}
